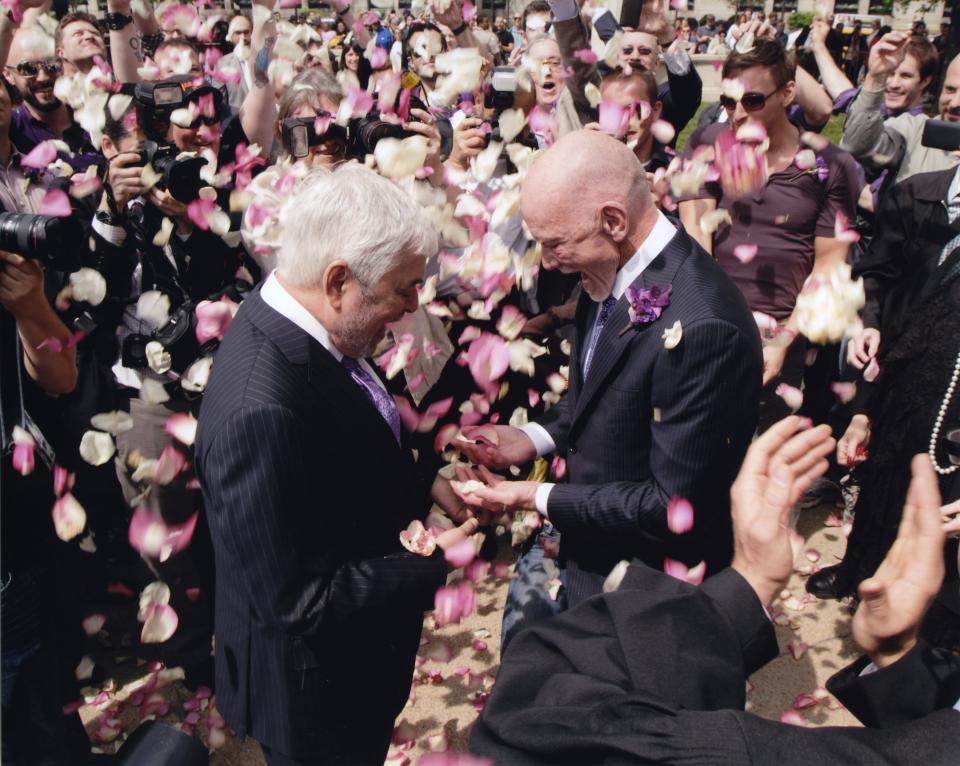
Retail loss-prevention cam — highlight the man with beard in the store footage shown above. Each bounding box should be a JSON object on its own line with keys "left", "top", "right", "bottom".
{"left": 195, "top": 165, "right": 479, "bottom": 765}
{"left": 5, "top": 26, "right": 100, "bottom": 172}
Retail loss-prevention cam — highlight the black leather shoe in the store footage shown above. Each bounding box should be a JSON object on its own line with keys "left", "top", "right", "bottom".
{"left": 806, "top": 565, "right": 849, "bottom": 599}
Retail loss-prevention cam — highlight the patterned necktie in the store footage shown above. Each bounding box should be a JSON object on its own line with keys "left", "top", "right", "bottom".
{"left": 582, "top": 295, "right": 617, "bottom": 379}
{"left": 939, "top": 231, "right": 960, "bottom": 267}
{"left": 341, "top": 356, "right": 401, "bottom": 445}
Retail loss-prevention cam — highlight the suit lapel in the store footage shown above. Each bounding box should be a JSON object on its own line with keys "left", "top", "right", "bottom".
{"left": 245, "top": 289, "right": 404, "bottom": 453}
{"left": 570, "top": 227, "right": 692, "bottom": 428}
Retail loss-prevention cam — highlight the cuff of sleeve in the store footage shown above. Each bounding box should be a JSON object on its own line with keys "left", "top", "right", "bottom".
{"left": 548, "top": 0, "right": 580, "bottom": 23}
{"left": 535, "top": 482, "right": 554, "bottom": 517}
{"left": 664, "top": 45, "right": 692, "bottom": 75}
{"left": 92, "top": 215, "right": 127, "bottom": 246}
{"left": 520, "top": 422, "right": 556, "bottom": 457}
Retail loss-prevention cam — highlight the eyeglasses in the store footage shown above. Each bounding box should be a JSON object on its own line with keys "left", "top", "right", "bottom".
{"left": 621, "top": 46, "right": 654, "bottom": 57}
{"left": 8, "top": 58, "right": 62, "bottom": 78}
{"left": 720, "top": 85, "right": 783, "bottom": 112}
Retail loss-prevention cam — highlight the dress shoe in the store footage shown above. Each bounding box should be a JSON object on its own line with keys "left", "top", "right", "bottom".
{"left": 806, "top": 565, "right": 851, "bottom": 600}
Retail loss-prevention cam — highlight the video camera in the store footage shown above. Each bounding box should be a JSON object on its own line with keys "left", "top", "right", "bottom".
{"left": 921, "top": 120, "right": 960, "bottom": 153}
{"left": 0, "top": 213, "right": 82, "bottom": 272}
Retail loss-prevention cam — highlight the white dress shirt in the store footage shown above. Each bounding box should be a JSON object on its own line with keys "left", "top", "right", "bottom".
{"left": 520, "top": 210, "right": 677, "bottom": 515}
{"left": 260, "top": 271, "right": 385, "bottom": 391}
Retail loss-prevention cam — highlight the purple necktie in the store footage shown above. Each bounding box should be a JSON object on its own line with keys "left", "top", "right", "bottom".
{"left": 582, "top": 295, "right": 617, "bottom": 378}
{"left": 341, "top": 356, "right": 401, "bottom": 445}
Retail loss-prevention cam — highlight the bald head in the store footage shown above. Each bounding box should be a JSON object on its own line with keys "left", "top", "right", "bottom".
{"left": 940, "top": 54, "right": 960, "bottom": 122}
{"left": 521, "top": 130, "right": 657, "bottom": 300}
{"left": 524, "top": 130, "right": 650, "bottom": 218}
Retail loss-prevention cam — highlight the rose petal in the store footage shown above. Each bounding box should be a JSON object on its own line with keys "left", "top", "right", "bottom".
{"left": 69, "top": 268, "right": 107, "bottom": 306}
{"left": 164, "top": 413, "right": 198, "bottom": 446}
{"left": 663, "top": 558, "right": 706, "bottom": 585}
{"left": 39, "top": 188, "right": 71, "bottom": 217}
{"left": 602, "top": 560, "right": 630, "bottom": 593}
{"left": 666, "top": 496, "right": 694, "bottom": 534}
{"left": 863, "top": 357, "right": 880, "bottom": 383}
{"left": 82, "top": 613, "right": 106, "bottom": 635}
{"left": 650, "top": 119, "right": 676, "bottom": 145}
{"left": 775, "top": 383, "right": 803, "bottom": 411}
{"left": 52, "top": 493, "right": 87, "bottom": 541}
{"left": 79, "top": 430, "right": 116, "bottom": 466}
{"left": 140, "top": 603, "right": 179, "bottom": 643}
{"left": 661, "top": 320, "right": 683, "bottom": 350}
{"left": 443, "top": 537, "right": 477, "bottom": 569}
{"left": 733, "top": 243, "right": 758, "bottom": 263}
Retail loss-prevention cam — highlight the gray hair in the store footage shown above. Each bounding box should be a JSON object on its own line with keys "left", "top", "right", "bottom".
{"left": 278, "top": 68, "right": 343, "bottom": 123}
{"left": 276, "top": 164, "right": 439, "bottom": 290}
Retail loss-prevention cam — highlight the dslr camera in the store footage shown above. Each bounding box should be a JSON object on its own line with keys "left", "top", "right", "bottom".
{"left": 0, "top": 212, "right": 82, "bottom": 272}
{"left": 130, "top": 76, "right": 230, "bottom": 202}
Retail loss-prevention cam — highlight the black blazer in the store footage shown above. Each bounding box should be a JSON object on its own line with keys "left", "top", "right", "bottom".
{"left": 536, "top": 225, "right": 762, "bottom": 603}
{"left": 195, "top": 290, "right": 448, "bottom": 760}
{"left": 470, "top": 562, "right": 960, "bottom": 766}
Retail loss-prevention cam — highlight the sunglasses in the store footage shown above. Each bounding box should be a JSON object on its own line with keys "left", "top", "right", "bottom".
{"left": 720, "top": 86, "right": 783, "bottom": 112}
{"left": 9, "top": 58, "right": 62, "bottom": 78}
{"left": 621, "top": 46, "right": 654, "bottom": 57}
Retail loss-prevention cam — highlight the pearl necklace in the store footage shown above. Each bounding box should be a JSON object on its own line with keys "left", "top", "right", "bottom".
{"left": 929, "top": 349, "right": 960, "bottom": 475}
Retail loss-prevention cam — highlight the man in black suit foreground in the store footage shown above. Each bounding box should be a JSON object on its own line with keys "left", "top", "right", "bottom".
{"left": 470, "top": 417, "right": 960, "bottom": 764}
{"left": 195, "top": 165, "right": 478, "bottom": 765}
{"left": 456, "top": 130, "right": 762, "bottom": 633}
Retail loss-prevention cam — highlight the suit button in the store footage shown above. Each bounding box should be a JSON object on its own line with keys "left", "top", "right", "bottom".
{"left": 569, "top": 444, "right": 578, "bottom": 454}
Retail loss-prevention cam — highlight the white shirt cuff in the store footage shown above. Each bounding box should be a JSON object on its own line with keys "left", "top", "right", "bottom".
{"left": 535, "top": 482, "right": 554, "bottom": 517}
{"left": 520, "top": 422, "right": 556, "bottom": 457}
{"left": 548, "top": 0, "right": 580, "bottom": 23}
{"left": 664, "top": 44, "right": 692, "bottom": 76}
{"left": 92, "top": 215, "right": 127, "bottom": 246}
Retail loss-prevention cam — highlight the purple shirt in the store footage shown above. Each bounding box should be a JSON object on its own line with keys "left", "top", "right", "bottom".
{"left": 10, "top": 105, "right": 102, "bottom": 173}
{"left": 683, "top": 122, "right": 860, "bottom": 320}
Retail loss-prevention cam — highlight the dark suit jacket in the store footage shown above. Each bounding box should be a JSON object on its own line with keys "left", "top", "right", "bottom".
{"left": 855, "top": 167, "right": 960, "bottom": 341}
{"left": 536, "top": 226, "right": 762, "bottom": 603}
{"left": 195, "top": 290, "right": 448, "bottom": 760}
{"left": 470, "top": 563, "right": 960, "bottom": 765}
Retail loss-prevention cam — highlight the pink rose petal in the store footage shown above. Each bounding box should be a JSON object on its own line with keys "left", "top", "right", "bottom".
{"left": 666, "top": 496, "right": 694, "bottom": 534}
{"left": 140, "top": 603, "right": 179, "bottom": 643}
{"left": 40, "top": 189, "right": 71, "bottom": 217}
{"left": 663, "top": 558, "right": 706, "bottom": 585}
{"left": 443, "top": 537, "right": 477, "bottom": 569}
{"left": 733, "top": 243, "right": 758, "bottom": 263}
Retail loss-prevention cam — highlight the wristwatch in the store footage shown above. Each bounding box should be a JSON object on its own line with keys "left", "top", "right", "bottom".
{"left": 103, "top": 12, "right": 134, "bottom": 31}
{"left": 452, "top": 21, "right": 468, "bottom": 36}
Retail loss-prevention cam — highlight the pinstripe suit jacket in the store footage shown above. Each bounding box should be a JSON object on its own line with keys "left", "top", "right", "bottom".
{"left": 538, "top": 226, "right": 763, "bottom": 604}
{"left": 194, "top": 290, "right": 448, "bottom": 760}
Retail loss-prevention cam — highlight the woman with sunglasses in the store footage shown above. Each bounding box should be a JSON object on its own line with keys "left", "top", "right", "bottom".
{"left": 679, "top": 40, "right": 862, "bottom": 433}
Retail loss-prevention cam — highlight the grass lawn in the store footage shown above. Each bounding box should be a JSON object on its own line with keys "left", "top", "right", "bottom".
{"left": 675, "top": 105, "right": 847, "bottom": 154}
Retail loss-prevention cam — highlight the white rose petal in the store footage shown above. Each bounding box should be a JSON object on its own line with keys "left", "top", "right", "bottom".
{"left": 79, "top": 430, "right": 116, "bottom": 466}
{"left": 136, "top": 291, "right": 171, "bottom": 330}
{"left": 603, "top": 560, "right": 630, "bottom": 593}
{"left": 181, "top": 357, "right": 214, "bottom": 393}
{"left": 145, "top": 341, "right": 172, "bottom": 374}
{"left": 89, "top": 410, "right": 134, "bottom": 434}
{"left": 69, "top": 268, "right": 106, "bottom": 306}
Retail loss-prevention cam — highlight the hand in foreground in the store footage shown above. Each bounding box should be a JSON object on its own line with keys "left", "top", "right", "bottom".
{"left": 731, "top": 416, "right": 835, "bottom": 607}
{"left": 847, "top": 327, "right": 880, "bottom": 370}
{"left": 0, "top": 250, "right": 45, "bottom": 319}
{"left": 853, "top": 455, "right": 945, "bottom": 668}
{"left": 456, "top": 424, "right": 537, "bottom": 470}
{"left": 450, "top": 465, "right": 539, "bottom": 515}
{"left": 837, "top": 413, "right": 870, "bottom": 467}
{"left": 866, "top": 32, "right": 908, "bottom": 84}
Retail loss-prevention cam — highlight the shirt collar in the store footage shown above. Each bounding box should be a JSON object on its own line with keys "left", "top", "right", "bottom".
{"left": 260, "top": 270, "right": 343, "bottom": 361}
{"left": 611, "top": 210, "right": 676, "bottom": 300}
{"left": 947, "top": 165, "right": 960, "bottom": 209}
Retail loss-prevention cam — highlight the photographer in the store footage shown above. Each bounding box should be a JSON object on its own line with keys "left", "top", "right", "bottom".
{"left": 86, "top": 94, "right": 248, "bottom": 684}
{"left": 0, "top": 201, "right": 90, "bottom": 764}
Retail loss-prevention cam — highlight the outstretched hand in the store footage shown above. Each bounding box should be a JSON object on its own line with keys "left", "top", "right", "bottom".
{"left": 456, "top": 424, "right": 538, "bottom": 470}
{"left": 852, "top": 454, "right": 945, "bottom": 668}
{"left": 730, "top": 416, "right": 835, "bottom": 607}
{"left": 450, "top": 465, "right": 539, "bottom": 516}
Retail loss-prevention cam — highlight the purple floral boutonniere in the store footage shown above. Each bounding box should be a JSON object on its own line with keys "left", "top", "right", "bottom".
{"left": 619, "top": 284, "right": 672, "bottom": 336}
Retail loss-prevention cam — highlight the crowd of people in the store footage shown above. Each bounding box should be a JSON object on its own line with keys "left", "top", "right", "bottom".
{"left": 1, "top": 0, "right": 959, "bottom": 763}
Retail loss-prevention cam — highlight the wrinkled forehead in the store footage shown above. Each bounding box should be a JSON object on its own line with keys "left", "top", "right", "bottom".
{"left": 621, "top": 30, "right": 658, "bottom": 51}
{"left": 63, "top": 20, "right": 101, "bottom": 38}
{"left": 528, "top": 36, "right": 560, "bottom": 61}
